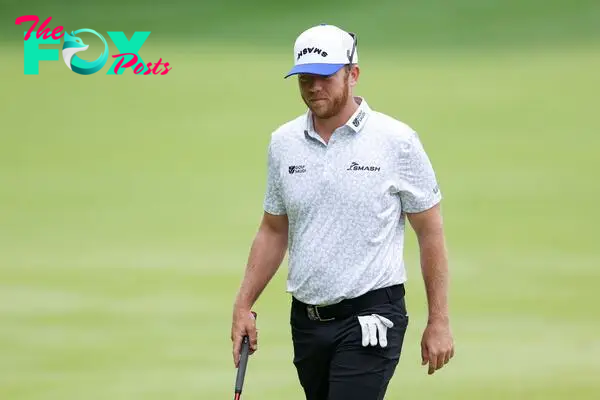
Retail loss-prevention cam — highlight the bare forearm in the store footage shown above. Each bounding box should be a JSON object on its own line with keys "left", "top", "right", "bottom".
{"left": 408, "top": 205, "right": 455, "bottom": 374}
{"left": 418, "top": 229, "right": 450, "bottom": 324}
{"left": 234, "top": 228, "right": 287, "bottom": 312}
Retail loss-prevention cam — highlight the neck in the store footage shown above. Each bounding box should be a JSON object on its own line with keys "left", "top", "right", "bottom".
{"left": 313, "top": 97, "right": 359, "bottom": 142}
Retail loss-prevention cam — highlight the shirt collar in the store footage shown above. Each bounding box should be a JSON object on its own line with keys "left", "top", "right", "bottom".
{"left": 304, "top": 96, "right": 371, "bottom": 140}
{"left": 345, "top": 96, "right": 371, "bottom": 133}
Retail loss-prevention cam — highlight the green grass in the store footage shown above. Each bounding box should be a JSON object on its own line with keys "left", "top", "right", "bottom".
{"left": 3, "top": 0, "right": 600, "bottom": 49}
{"left": 1, "top": 41, "right": 599, "bottom": 399}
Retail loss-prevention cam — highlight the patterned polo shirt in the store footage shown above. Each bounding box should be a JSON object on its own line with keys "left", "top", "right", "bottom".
{"left": 263, "top": 97, "right": 442, "bottom": 305}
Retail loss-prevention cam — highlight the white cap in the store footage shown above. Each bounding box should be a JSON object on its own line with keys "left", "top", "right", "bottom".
{"left": 284, "top": 24, "right": 358, "bottom": 78}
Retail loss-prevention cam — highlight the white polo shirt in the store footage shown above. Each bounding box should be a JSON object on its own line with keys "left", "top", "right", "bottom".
{"left": 263, "top": 97, "right": 442, "bottom": 305}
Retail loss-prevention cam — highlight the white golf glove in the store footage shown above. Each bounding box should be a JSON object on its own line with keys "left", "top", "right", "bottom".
{"left": 358, "top": 314, "right": 394, "bottom": 348}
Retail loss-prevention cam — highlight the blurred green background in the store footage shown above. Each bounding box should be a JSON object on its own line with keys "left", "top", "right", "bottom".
{"left": 1, "top": 0, "right": 599, "bottom": 399}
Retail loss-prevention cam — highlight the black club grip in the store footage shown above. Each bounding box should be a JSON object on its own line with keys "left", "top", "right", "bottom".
{"left": 234, "top": 312, "right": 257, "bottom": 398}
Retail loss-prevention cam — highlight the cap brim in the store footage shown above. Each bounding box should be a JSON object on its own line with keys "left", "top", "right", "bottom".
{"left": 284, "top": 63, "right": 346, "bottom": 78}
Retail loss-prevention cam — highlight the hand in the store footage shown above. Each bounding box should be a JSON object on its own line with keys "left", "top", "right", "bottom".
{"left": 231, "top": 309, "right": 257, "bottom": 368}
{"left": 421, "top": 319, "right": 454, "bottom": 375}
{"left": 358, "top": 314, "right": 394, "bottom": 348}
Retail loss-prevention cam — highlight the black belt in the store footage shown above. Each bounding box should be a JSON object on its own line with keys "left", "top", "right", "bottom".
{"left": 293, "top": 284, "right": 405, "bottom": 322}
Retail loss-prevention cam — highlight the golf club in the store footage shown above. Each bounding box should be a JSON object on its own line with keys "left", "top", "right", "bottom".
{"left": 234, "top": 311, "right": 257, "bottom": 400}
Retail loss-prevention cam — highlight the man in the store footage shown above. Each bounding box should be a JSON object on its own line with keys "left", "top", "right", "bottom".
{"left": 231, "top": 23, "right": 454, "bottom": 399}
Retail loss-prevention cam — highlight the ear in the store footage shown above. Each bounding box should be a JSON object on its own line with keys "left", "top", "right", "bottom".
{"left": 349, "top": 65, "right": 360, "bottom": 87}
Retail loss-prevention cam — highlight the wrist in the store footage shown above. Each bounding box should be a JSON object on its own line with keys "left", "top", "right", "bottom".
{"left": 428, "top": 314, "right": 450, "bottom": 325}
{"left": 233, "top": 298, "right": 251, "bottom": 314}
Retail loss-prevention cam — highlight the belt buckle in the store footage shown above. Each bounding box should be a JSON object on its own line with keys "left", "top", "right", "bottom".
{"left": 307, "top": 305, "right": 335, "bottom": 322}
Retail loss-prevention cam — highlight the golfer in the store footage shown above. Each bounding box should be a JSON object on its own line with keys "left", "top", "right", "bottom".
{"left": 231, "top": 23, "right": 454, "bottom": 399}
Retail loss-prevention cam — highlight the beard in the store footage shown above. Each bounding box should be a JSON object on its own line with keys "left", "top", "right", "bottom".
{"left": 302, "top": 78, "right": 350, "bottom": 119}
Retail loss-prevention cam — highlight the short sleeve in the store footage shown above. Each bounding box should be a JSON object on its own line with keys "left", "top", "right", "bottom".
{"left": 398, "top": 131, "right": 442, "bottom": 213}
{"left": 263, "top": 141, "right": 287, "bottom": 215}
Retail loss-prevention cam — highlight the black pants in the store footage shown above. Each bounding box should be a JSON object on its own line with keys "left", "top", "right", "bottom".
{"left": 290, "top": 285, "right": 409, "bottom": 400}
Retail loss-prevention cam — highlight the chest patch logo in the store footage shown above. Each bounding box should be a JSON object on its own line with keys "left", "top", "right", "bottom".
{"left": 289, "top": 165, "right": 307, "bottom": 174}
{"left": 346, "top": 161, "right": 380, "bottom": 172}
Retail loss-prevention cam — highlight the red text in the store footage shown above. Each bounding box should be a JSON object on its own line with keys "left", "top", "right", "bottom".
{"left": 16, "top": 15, "right": 64, "bottom": 41}
{"left": 112, "top": 53, "right": 172, "bottom": 75}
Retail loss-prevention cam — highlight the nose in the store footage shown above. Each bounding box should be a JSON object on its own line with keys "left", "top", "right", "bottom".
{"left": 304, "top": 76, "right": 324, "bottom": 92}
{"left": 308, "top": 83, "right": 321, "bottom": 93}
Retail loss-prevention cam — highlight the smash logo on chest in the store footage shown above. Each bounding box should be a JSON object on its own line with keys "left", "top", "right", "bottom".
{"left": 346, "top": 161, "right": 381, "bottom": 172}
